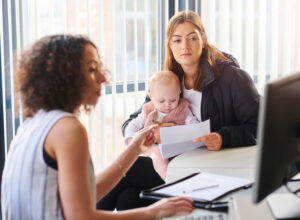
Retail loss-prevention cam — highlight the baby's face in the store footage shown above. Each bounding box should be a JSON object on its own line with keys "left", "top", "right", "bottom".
{"left": 150, "top": 82, "right": 180, "bottom": 113}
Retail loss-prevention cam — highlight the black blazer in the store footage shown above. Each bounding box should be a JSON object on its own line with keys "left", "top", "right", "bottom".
{"left": 122, "top": 53, "right": 260, "bottom": 148}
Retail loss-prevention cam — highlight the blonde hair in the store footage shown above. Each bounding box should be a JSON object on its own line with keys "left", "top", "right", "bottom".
{"left": 164, "top": 10, "right": 227, "bottom": 91}
{"left": 149, "top": 71, "right": 180, "bottom": 94}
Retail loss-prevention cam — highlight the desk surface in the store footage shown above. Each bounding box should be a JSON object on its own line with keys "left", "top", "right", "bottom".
{"left": 163, "top": 146, "right": 268, "bottom": 220}
{"left": 166, "top": 146, "right": 257, "bottom": 183}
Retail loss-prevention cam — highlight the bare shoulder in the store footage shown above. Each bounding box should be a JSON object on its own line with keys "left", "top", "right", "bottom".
{"left": 53, "top": 116, "right": 86, "bottom": 136}
{"left": 45, "top": 116, "right": 88, "bottom": 158}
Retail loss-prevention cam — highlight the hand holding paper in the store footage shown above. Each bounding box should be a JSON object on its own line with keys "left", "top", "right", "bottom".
{"left": 159, "top": 119, "right": 211, "bottom": 159}
{"left": 194, "top": 132, "right": 222, "bottom": 151}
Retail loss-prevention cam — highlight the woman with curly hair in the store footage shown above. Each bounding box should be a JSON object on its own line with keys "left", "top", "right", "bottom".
{"left": 1, "top": 35, "right": 193, "bottom": 220}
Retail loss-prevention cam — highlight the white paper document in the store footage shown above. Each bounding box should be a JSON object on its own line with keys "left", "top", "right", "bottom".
{"left": 159, "top": 120, "right": 210, "bottom": 159}
{"left": 155, "top": 172, "right": 253, "bottom": 202}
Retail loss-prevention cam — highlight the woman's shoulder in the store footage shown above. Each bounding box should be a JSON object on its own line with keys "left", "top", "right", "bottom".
{"left": 44, "top": 113, "right": 88, "bottom": 162}
{"left": 54, "top": 116, "right": 85, "bottom": 136}
{"left": 216, "top": 53, "right": 253, "bottom": 84}
{"left": 216, "top": 52, "right": 240, "bottom": 73}
{"left": 46, "top": 115, "right": 87, "bottom": 147}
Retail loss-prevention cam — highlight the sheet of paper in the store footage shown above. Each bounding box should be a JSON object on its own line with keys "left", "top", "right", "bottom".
{"left": 155, "top": 172, "right": 253, "bottom": 202}
{"left": 159, "top": 120, "right": 210, "bottom": 159}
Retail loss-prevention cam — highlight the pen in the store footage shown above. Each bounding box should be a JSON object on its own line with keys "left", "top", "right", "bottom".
{"left": 182, "top": 184, "right": 219, "bottom": 194}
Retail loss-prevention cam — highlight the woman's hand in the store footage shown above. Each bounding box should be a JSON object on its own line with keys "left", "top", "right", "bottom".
{"left": 130, "top": 124, "right": 158, "bottom": 154}
{"left": 193, "top": 132, "right": 222, "bottom": 151}
{"left": 147, "top": 197, "right": 194, "bottom": 219}
{"left": 154, "top": 122, "right": 176, "bottom": 144}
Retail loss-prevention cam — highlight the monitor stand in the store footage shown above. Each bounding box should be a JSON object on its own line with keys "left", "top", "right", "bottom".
{"left": 267, "top": 193, "right": 300, "bottom": 219}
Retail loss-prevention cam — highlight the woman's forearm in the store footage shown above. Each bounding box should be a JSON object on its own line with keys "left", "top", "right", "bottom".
{"left": 95, "top": 142, "right": 141, "bottom": 201}
{"left": 86, "top": 207, "right": 155, "bottom": 220}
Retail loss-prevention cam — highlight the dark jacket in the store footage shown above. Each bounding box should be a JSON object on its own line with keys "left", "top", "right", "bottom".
{"left": 122, "top": 54, "right": 260, "bottom": 148}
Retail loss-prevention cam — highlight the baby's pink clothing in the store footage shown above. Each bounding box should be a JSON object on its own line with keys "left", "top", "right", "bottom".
{"left": 143, "top": 98, "right": 189, "bottom": 127}
{"left": 125, "top": 98, "right": 199, "bottom": 180}
{"left": 142, "top": 98, "right": 190, "bottom": 180}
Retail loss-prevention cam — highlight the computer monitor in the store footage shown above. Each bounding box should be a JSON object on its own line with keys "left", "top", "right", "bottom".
{"left": 253, "top": 72, "right": 300, "bottom": 218}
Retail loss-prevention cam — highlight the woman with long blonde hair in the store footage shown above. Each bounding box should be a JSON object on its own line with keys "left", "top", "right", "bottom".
{"left": 100, "top": 10, "right": 259, "bottom": 211}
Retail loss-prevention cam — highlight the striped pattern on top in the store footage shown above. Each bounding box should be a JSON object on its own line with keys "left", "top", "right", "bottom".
{"left": 1, "top": 110, "right": 96, "bottom": 220}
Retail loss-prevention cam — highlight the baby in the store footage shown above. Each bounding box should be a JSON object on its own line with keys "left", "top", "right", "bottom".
{"left": 124, "top": 71, "right": 199, "bottom": 179}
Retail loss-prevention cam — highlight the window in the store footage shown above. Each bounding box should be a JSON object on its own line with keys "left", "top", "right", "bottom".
{"left": 1, "top": 0, "right": 300, "bottom": 174}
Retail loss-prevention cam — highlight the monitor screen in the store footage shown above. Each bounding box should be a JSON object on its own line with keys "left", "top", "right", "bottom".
{"left": 253, "top": 72, "right": 300, "bottom": 203}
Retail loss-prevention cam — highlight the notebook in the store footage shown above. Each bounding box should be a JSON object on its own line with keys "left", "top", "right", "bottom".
{"left": 140, "top": 172, "right": 252, "bottom": 210}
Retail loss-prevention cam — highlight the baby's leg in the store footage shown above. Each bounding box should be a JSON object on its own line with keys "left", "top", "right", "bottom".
{"left": 145, "top": 145, "right": 169, "bottom": 180}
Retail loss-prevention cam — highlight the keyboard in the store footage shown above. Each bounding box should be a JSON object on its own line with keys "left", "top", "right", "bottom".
{"left": 176, "top": 213, "right": 226, "bottom": 220}
{"left": 163, "top": 212, "right": 227, "bottom": 220}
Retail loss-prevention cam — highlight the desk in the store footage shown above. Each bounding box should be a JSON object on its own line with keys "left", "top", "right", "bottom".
{"left": 163, "top": 146, "right": 275, "bottom": 220}
{"left": 166, "top": 146, "right": 256, "bottom": 183}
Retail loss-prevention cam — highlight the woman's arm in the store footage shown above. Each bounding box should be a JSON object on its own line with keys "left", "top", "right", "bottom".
{"left": 95, "top": 125, "right": 152, "bottom": 200}
{"left": 193, "top": 65, "right": 259, "bottom": 150}
{"left": 218, "top": 67, "right": 260, "bottom": 147}
{"left": 90, "top": 197, "right": 194, "bottom": 220}
{"left": 46, "top": 117, "right": 95, "bottom": 219}
{"left": 47, "top": 118, "right": 193, "bottom": 220}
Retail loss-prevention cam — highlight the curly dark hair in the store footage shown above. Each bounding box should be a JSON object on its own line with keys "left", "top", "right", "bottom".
{"left": 15, "top": 34, "right": 102, "bottom": 118}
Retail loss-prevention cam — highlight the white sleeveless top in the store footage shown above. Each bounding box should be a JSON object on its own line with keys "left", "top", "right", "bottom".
{"left": 1, "top": 110, "right": 96, "bottom": 220}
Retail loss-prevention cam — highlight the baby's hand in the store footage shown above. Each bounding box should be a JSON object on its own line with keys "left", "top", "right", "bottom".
{"left": 154, "top": 122, "right": 176, "bottom": 144}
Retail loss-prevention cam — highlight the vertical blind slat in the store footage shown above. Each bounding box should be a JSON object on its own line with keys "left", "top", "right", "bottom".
{"left": 270, "top": 0, "right": 278, "bottom": 81}
{"left": 34, "top": 0, "right": 39, "bottom": 39}
{"left": 281, "top": 0, "right": 292, "bottom": 76}
{"left": 62, "top": 0, "right": 67, "bottom": 33}
{"left": 144, "top": 0, "right": 150, "bottom": 93}
{"left": 0, "top": 0, "right": 8, "bottom": 155}
{"left": 185, "top": 0, "right": 189, "bottom": 11}
{"left": 295, "top": 1, "right": 300, "bottom": 71}
{"left": 15, "top": 0, "right": 23, "bottom": 127}
{"left": 218, "top": 0, "right": 230, "bottom": 52}
{"left": 6, "top": 0, "right": 15, "bottom": 144}
{"left": 8, "top": 0, "right": 16, "bottom": 137}
{"left": 202, "top": 0, "right": 216, "bottom": 45}
{"left": 87, "top": 0, "right": 95, "bottom": 157}
{"left": 99, "top": 0, "right": 107, "bottom": 167}
{"left": 111, "top": 0, "right": 117, "bottom": 159}
{"left": 75, "top": 0, "right": 80, "bottom": 33}
{"left": 257, "top": 0, "right": 267, "bottom": 93}
{"left": 165, "top": 0, "right": 168, "bottom": 31}
{"left": 48, "top": 1, "right": 54, "bottom": 34}
{"left": 122, "top": 0, "right": 128, "bottom": 129}
{"left": 87, "top": 0, "right": 91, "bottom": 36}
{"left": 244, "top": 0, "right": 254, "bottom": 79}
{"left": 175, "top": 0, "right": 179, "bottom": 14}
{"left": 231, "top": 0, "right": 242, "bottom": 66}
{"left": 156, "top": 0, "right": 161, "bottom": 71}
{"left": 289, "top": 0, "right": 297, "bottom": 73}
{"left": 134, "top": 0, "right": 138, "bottom": 109}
